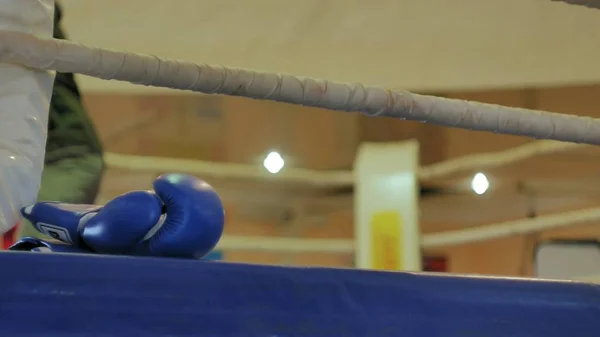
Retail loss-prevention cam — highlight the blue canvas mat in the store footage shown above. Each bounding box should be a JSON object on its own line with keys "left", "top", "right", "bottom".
{"left": 1, "top": 251, "right": 598, "bottom": 336}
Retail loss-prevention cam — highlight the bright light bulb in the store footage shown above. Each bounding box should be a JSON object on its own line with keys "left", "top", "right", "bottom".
{"left": 263, "top": 151, "right": 285, "bottom": 174}
{"left": 471, "top": 172, "right": 489, "bottom": 195}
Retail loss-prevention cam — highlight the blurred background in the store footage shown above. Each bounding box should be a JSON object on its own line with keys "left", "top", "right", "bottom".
{"left": 58, "top": 0, "right": 600, "bottom": 277}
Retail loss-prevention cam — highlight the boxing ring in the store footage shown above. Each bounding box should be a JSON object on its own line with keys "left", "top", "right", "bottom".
{"left": 1, "top": 0, "right": 600, "bottom": 336}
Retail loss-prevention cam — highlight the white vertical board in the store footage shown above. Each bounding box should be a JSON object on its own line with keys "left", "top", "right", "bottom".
{"left": 535, "top": 240, "right": 600, "bottom": 281}
{"left": 354, "top": 140, "right": 421, "bottom": 271}
{"left": 0, "top": 0, "right": 55, "bottom": 231}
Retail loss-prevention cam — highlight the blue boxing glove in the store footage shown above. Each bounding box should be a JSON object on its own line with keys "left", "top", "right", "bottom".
{"left": 22, "top": 173, "right": 225, "bottom": 259}
{"left": 9, "top": 237, "right": 93, "bottom": 254}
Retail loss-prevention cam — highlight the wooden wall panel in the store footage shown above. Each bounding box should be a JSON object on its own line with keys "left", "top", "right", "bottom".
{"left": 443, "top": 236, "right": 528, "bottom": 276}
{"left": 537, "top": 84, "right": 600, "bottom": 118}
{"left": 222, "top": 97, "right": 360, "bottom": 169}
{"left": 84, "top": 84, "right": 600, "bottom": 275}
{"left": 85, "top": 94, "right": 226, "bottom": 160}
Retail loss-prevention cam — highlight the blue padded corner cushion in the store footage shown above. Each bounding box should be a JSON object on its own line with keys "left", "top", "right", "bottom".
{"left": 0, "top": 251, "right": 599, "bottom": 337}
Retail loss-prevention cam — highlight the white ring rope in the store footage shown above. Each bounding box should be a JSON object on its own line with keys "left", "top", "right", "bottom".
{"left": 217, "top": 206, "right": 600, "bottom": 252}
{"left": 104, "top": 140, "right": 584, "bottom": 186}
{"left": 1, "top": 31, "right": 600, "bottom": 145}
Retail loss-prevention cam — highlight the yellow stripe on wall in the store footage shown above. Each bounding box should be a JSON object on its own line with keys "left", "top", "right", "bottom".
{"left": 370, "top": 211, "right": 403, "bottom": 271}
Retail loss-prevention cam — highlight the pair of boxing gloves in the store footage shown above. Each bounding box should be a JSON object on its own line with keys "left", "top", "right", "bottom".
{"left": 9, "top": 173, "right": 225, "bottom": 259}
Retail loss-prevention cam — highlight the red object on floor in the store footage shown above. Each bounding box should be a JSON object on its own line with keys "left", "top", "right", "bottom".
{"left": 3, "top": 223, "right": 18, "bottom": 249}
{"left": 423, "top": 256, "right": 448, "bottom": 272}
